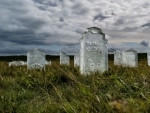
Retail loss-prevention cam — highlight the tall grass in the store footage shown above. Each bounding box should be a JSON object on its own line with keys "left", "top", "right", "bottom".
{"left": 0, "top": 61, "right": 150, "bottom": 113}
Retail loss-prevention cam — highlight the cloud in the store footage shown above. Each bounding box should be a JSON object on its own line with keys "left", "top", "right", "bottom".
{"left": 0, "top": 0, "right": 150, "bottom": 55}
{"left": 141, "top": 23, "right": 150, "bottom": 27}
{"left": 140, "top": 41, "right": 148, "bottom": 47}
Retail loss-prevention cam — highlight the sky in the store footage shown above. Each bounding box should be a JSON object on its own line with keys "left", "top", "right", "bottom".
{"left": 0, "top": 0, "right": 150, "bottom": 55}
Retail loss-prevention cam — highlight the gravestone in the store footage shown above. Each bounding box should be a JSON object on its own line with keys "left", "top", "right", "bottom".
{"left": 9, "top": 61, "right": 26, "bottom": 67}
{"left": 122, "top": 49, "right": 138, "bottom": 67}
{"left": 147, "top": 52, "right": 150, "bottom": 66}
{"left": 60, "top": 51, "right": 70, "bottom": 65}
{"left": 27, "top": 48, "right": 45, "bottom": 70}
{"left": 74, "top": 52, "right": 80, "bottom": 66}
{"left": 80, "top": 27, "right": 108, "bottom": 75}
{"left": 114, "top": 50, "right": 122, "bottom": 65}
{"left": 24, "top": 62, "right": 27, "bottom": 65}
{"left": 45, "top": 61, "right": 52, "bottom": 65}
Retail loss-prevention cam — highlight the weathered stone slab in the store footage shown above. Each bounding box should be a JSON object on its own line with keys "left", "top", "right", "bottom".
{"left": 60, "top": 51, "right": 70, "bottom": 65}
{"left": 27, "top": 48, "right": 45, "bottom": 70}
{"left": 122, "top": 49, "right": 138, "bottom": 67}
{"left": 80, "top": 27, "right": 108, "bottom": 75}
{"left": 114, "top": 50, "right": 122, "bottom": 65}
{"left": 9, "top": 61, "right": 26, "bottom": 67}
{"left": 45, "top": 61, "right": 52, "bottom": 65}
{"left": 74, "top": 52, "right": 80, "bottom": 66}
{"left": 147, "top": 52, "right": 150, "bottom": 66}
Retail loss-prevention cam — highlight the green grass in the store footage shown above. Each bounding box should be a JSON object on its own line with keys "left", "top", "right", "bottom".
{"left": 0, "top": 60, "right": 150, "bottom": 113}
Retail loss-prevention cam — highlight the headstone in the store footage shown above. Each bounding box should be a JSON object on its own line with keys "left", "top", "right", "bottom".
{"left": 27, "top": 48, "right": 45, "bottom": 70}
{"left": 122, "top": 49, "right": 138, "bottom": 67}
{"left": 45, "top": 61, "right": 52, "bottom": 65}
{"left": 114, "top": 50, "right": 122, "bottom": 65}
{"left": 147, "top": 52, "right": 150, "bottom": 66}
{"left": 60, "top": 51, "right": 70, "bottom": 65}
{"left": 74, "top": 52, "right": 80, "bottom": 66}
{"left": 9, "top": 61, "right": 26, "bottom": 67}
{"left": 24, "top": 62, "right": 27, "bottom": 65}
{"left": 80, "top": 27, "right": 108, "bottom": 75}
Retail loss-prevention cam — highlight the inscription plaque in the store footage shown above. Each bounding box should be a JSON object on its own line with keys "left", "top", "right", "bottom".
{"left": 60, "top": 51, "right": 70, "bottom": 65}
{"left": 114, "top": 50, "right": 122, "bottom": 65}
{"left": 122, "top": 49, "right": 138, "bottom": 67}
{"left": 27, "top": 48, "right": 45, "bottom": 70}
{"left": 80, "top": 27, "right": 108, "bottom": 75}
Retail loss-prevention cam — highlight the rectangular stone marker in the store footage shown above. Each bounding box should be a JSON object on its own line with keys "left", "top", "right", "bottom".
{"left": 80, "top": 27, "right": 108, "bottom": 75}
{"left": 74, "top": 52, "right": 80, "bottom": 66}
{"left": 27, "top": 48, "right": 45, "bottom": 70}
{"left": 122, "top": 49, "right": 138, "bottom": 67}
{"left": 9, "top": 61, "right": 26, "bottom": 67}
{"left": 45, "top": 60, "right": 52, "bottom": 65}
{"left": 147, "top": 52, "right": 150, "bottom": 66}
{"left": 114, "top": 50, "right": 122, "bottom": 65}
{"left": 60, "top": 51, "right": 70, "bottom": 65}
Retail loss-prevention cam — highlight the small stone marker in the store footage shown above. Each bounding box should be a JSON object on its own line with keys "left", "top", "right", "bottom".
{"left": 147, "top": 52, "right": 150, "bottom": 66}
{"left": 60, "top": 51, "right": 70, "bottom": 65}
{"left": 27, "top": 48, "right": 45, "bottom": 70}
{"left": 45, "top": 60, "right": 52, "bottom": 65}
{"left": 114, "top": 50, "right": 122, "bottom": 65}
{"left": 122, "top": 49, "right": 138, "bottom": 67}
{"left": 74, "top": 52, "right": 80, "bottom": 66}
{"left": 9, "top": 61, "right": 26, "bottom": 67}
{"left": 80, "top": 27, "right": 108, "bottom": 75}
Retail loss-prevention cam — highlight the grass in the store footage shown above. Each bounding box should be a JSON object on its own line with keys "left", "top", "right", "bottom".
{"left": 0, "top": 59, "right": 150, "bottom": 113}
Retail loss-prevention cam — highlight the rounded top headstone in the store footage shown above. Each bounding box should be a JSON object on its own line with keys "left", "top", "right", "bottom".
{"left": 115, "top": 50, "right": 121, "bottom": 53}
{"left": 86, "top": 27, "right": 102, "bottom": 34}
{"left": 123, "top": 49, "right": 137, "bottom": 53}
{"left": 27, "top": 48, "right": 45, "bottom": 55}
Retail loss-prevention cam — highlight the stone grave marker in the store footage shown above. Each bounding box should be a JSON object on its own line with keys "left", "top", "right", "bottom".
{"left": 74, "top": 52, "right": 80, "bottom": 66}
{"left": 147, "top": 52, "right": 150, "bottom": 66}
{"left": 60, "top": 51, "right": 70, "bottom": 65}
{"left": 114, "top": 50, "right": 122, "bottom": 65}
{"left": 122, "top": 49, "right": 138, "bottom": 67}
{"left": 9, "top": 61, "right": 26, "bottom": 67}
{"left": 80, "top": 27, "right": 108, "bottom": 75}
{"left": 27, "top": 48, "right": 45, "bottom": 70}
{"left": 45, "top": 60, "right": 52, "bottom": 65}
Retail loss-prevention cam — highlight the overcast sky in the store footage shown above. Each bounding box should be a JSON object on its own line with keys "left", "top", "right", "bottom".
{"left": 0, "top": 0, "right": 150, "bottom": 55}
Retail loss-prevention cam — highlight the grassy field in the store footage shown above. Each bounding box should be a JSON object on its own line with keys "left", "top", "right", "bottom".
{"left": 0, "top": 54, "right": 150, "bottom": 113}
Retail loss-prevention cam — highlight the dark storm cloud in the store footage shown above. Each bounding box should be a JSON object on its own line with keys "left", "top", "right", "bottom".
{"left": 0, "top": 0, "right": 150, "bottom": 55}
{"left": 93, "top": 14, "right": 109, "bottom": 21}
{"left": 17, "top": 17, "right": 46, "bottom": 30}
{"left": 0, "top": 48, "right": 27, "bottom": 55}
{"left": 141, "top": 23, "right": 150, "bottom": 27}
{"left": 59, "top": 17, "right": 64, "bottom": 22}
{"left": 0, "top": 29, "right": 44, "bottom": 45}
{"left": 71, "top": 2, "right": 90, "bottom": 15}
{"left": 114, "top": 18, "right": 125, "bottom": 25}
{"left": 140, "top": 41, "right": 148, "bottom": 47}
